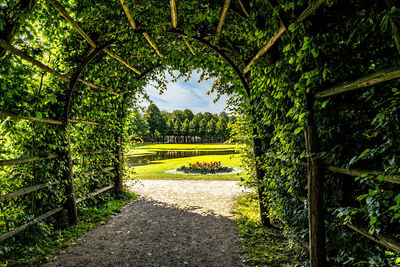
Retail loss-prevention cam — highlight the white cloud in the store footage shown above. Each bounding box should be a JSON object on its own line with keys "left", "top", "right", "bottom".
{"left": 139, "top": 71, "right": 228, "bottom": 114}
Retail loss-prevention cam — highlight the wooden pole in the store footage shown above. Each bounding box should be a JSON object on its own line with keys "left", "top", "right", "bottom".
{"left": 64, "top": 130, "right": 78, "bottom": 225}
{"left": 304, "top": 95, "right": 326, "bottom": 266}
{"left": 252, "top": 130, "right": 271, "bottom": 227}
{"left": 115, "top": 135, "right": 123, "bottom": 193}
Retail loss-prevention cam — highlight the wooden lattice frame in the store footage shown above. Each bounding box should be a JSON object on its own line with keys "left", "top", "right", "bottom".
{"left": 0, "top": 0, "right": 399, "bottom": 265}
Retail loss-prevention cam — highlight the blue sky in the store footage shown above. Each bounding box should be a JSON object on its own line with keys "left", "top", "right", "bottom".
{"left": 139, "top": 71, "right": 229, "bottom": 114}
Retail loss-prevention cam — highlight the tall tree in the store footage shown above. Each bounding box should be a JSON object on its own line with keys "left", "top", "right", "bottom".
{"left": 126, "top": 109, "right": 149, "bottom": 142}
{"left": 206, "top": 118, "right": 217, "bottom": 142}
{"left": 189, "top": 115, "right": 200, "bottom": 137}
{"left": 183, "top": 109, "right": 194, "bottom": 121}
{"left": 216, "top": 117, "right": 226, "bottom": 142}
{"left": 174, "top": 118, "right": 182, "bottom": 137}
{"left": 144, "top": 104, "right": 164, "bottom": 142}
{"left": 199, "top": 118, "right": 208, "bottom": 141}
{"left": 181, "top": 118, "right": 190, "bottom": 137}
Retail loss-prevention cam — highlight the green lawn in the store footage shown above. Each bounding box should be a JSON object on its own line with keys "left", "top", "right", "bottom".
{"left": 126, "top": 144, "right": 242, "bottom": 180}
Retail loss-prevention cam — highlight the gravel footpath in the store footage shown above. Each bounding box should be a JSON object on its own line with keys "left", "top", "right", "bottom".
{"left": 45, "top": 180, "right": 249, "bottom": 267}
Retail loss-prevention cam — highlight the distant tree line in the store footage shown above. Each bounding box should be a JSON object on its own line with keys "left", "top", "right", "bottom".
{"left": 126, "top": 104, "right": 235, "bottom": 143}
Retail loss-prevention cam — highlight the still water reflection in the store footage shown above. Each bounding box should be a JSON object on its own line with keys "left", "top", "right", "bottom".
{"left": 126, "top": 150, "right": 236, "bottom": 167}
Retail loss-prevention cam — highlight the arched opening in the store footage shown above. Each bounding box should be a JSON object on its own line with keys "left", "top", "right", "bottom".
{"left": 1, "top": 0, "right": 399, "bottom": 265}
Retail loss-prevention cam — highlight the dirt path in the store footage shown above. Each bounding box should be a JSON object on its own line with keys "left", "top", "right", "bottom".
{"left": 45, "top": 180, "right": 249, "bottom": 267}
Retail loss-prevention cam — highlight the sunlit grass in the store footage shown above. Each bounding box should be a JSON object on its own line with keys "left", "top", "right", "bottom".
{"left": 233, "top": 193, "right": 305, "bottom": 266}
{"left": 127, "top": 154, "right": 242, "bottom": 180}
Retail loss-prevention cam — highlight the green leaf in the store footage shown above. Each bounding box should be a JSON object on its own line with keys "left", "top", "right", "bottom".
{"left": 294, "top": 127, "right": 303, "bottom": 135}
{"left": 359, "top": 149, "right": 371, "bottom": 158}
{"left": 369, "top": 216, "right": 377, "bottom": 225}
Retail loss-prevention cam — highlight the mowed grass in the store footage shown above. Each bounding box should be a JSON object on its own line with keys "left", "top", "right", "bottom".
{"left": 127, "top": 153, "right": 242, "bottom": 180}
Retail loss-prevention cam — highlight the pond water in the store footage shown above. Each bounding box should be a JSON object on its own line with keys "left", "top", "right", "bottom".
{"left": 126, "top": 150, "right": 236, "bottom": 167}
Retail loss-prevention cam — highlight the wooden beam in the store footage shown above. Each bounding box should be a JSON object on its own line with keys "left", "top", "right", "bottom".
{"left": 217, "top": 0, "right": 232, "bottom": 35}
{"left": 78, "top": 79, "right": 122, "bottom": 97}
{"left": 315, "top": 67, "right": 400, "bottom": 98}
{"left": 75, "top": 184, "right": 115, "bottom": 204}
{"left": 0, "top": 206, "right": 63, "bottom": 241}
{"left": 0, "top": 0, "right": 38, "bottom": 58}
{"left": 237, "top": 0, "right": 250, "bottom": 17}
{"left": 242, "top": 0, "right": 326, "bottom": 75}
{"left": 82, "top": 166, "right": 114, "bottom": 176}
{"left": 292, "top": 192, "right": 400, "bottom": 255}
{"left": 242, "top": 25, "right": 285, "bottom": 75}
{"left": 67, "top": 119, "right": 104, "bottom": 126}
{"left": 170, "top": 0, "right": 178, "bottom": 29}
{"left": 0, "top": 40, "right": 121, "bottom": 96}
{"left": 296, "top": 0, "right": 326, "bottom": 22}
{"left": 103, "top": 48, "right": 142, "bottom": 74}
{"left": 119, "top": 0, "right": 163, "bottom": 57}
{"left": 142, "top": 32, "right": 164, "bottom": 57}
{"left": 183, "top": 36, "right": 195, "bottom": 55}
{"left": 334, "top": 216, "right": 400, "bottom": 254}
{"left": 74, "top": 150, "right": 113, "bottom": 157}
{"left": 47, "top": 0, "right": 95, "bottom": 46}
{"left": 269, "top": 153, "right": 400, "bottom": 185}
{"left": 0, "top": 110, "right": 64, "bottom": 125}
{"left": 0, "top": 38, "right": 70, "bottom": 82}
{"left": 327, "top": 166, "right": 400, "bottom": 185}
{"left": 0, "top": 110, "right": 111, "bottom": 127}
{"left": 47, "top": 0, "right": 141, "bottom": 74}
{"left": 0, "top": 182, "right": 59, "bottom": 202}
{"left": 0, "top": 154, "right": 58, "bottom": 167}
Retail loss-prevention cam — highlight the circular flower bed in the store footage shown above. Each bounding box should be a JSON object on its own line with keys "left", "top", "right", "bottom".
{"left": 176, "top": 161, "right": 235, "bottom": 175}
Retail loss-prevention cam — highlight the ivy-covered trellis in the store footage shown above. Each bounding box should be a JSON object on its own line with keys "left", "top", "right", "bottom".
{"left": 0, "top": 0, "right": 399, "bottom": 265}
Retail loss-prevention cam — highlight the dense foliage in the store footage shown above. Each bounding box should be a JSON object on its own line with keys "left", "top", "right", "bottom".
{"left": 126, "top": 104, "right": 233, "bottom": 143}
{"left": 0, "top": 0, "right": 399, "bottom": 265}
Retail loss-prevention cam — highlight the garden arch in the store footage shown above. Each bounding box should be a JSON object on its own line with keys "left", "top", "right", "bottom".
{"left": 1, "top": 0, "right": 399, "bottom": 265}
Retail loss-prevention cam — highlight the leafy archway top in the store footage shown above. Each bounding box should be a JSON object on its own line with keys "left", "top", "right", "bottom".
{"left": 1, "top": 0, "right": 326, "bottom": 124}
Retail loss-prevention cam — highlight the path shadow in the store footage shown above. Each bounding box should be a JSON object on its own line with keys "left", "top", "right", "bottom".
{"left": 44, "top": 198, "right": 244, "bottom": 267}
